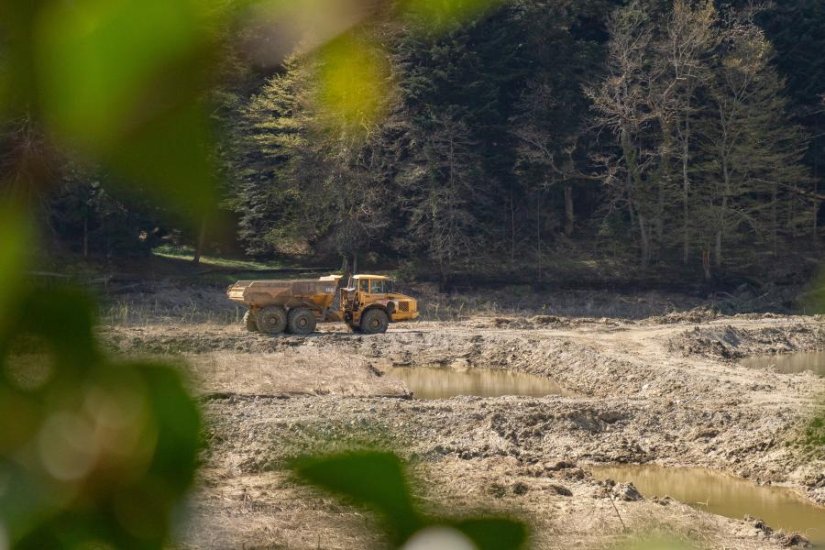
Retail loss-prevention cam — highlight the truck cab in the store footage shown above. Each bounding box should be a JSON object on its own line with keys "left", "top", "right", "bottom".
{"left": 342, "top": 274, "right": 419, "bottom": 333}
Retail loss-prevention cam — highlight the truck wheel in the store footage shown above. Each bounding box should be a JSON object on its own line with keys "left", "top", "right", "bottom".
{"left": 243, "top": 310, "right": 258, "bottom": 332}
{"left": 360, "top": 309, "right": 389, "bottom": 334}
{"left": 256, "top": 306, "right": 287, "bottom": 335}
{"left": 287, "top": 308, "right": 316, "bottom": 335}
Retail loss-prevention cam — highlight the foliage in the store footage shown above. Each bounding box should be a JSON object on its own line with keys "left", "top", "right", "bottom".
{"left": 0, "top": 283, "right": 200, "bottom": 547}
{"left": 1, "top": 0, "right": 228, "bottom": 545}
{"left": 291, "top": 451, "right": 529, "bottom": 549}
{"left": 802, "top": 407, "right": 825, "bottom": 455}
{"left": 219, "top": 0, "right": 820, "bottom": 284}
{"left": 224, "top": 0, "right": 613, "bottom": 279}
{"left": 588, "top": 0, "right": 812, "bottom": 275}
{"left": 6, "top": 0, "right": 821, "bottom": 285}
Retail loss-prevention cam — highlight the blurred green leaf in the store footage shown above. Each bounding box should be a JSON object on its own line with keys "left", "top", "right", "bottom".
{"left": 35, "top": 0, "right": 218, "bottom": 222}
{"left": 292, "top": 451, "right": 423, "bottom": 543}
{"left": 317, "top": 33, "right": 391, "bottom": 131}
{"left": 138, "top": 362, "right": 202, "bottom": 493}
{"left": 451, "top": 517, "right": 528, "bottom": 550}
{"left": 292, "top": 451, "right": 530, "bottom": 549}
{"left": 0, "top": 0, "right": 38, "bottom": 118}
{"left": 11, "top": 287, "right": 98, "bottom": 370}
{"left": 36, "top": 0, "right": 206, "bottom": 145}
{"left": 0, "top": 204, "right": 31, "bottom": 334}
{"left": 0, "top": 287, "right": 201, "bottom": 548}
{"left": 106, "top": 101, "right": 217, "bottom": 220}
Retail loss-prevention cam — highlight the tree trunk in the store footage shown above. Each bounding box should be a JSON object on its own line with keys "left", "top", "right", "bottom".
{"left": 510, "top": 189, "right": 516, "bottom": 265}
{"left": 811, "top": 128, "right": 820, "bottom": 248}
{"left": 536, "top": 190, "right": 542, "bottom": 283}
{"left": 718, "top": 141, "right": 730, "bottom": 271}
{"left": 702, "top": 248, "right": 712, "bottom": 281}
{"left": 192, "top": 217, "right": 207, "bottom": 266}
{"left": 681, "top": 122, "right": 691, "bottom": 265}
{"left": 638, "top": 212, "right": 650, "bottom": 269}
{"left": 622, "top": 131, "right": 648, "bottom": 267}
{"left": 82, "top": 215, "right": 89, "bottom": 258}
{"left": 654, "top": 127, "right": 672, "bottom": 254}
{"left": 656, "top": 180, "right": 664, "bottom": 247}
{"left": 564, "top": 185, "right": 574, "bottom": 237}
{"left": 771, "top": 185, "right": 778, "bottom": 255}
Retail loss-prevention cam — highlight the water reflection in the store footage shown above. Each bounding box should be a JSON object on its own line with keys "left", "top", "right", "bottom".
{"left": 591, "top": 465, "right": 825, "bottom": 546}
{"left": 384, "top": 366, "right": 567, "bottom": 400}
{"left": 741, "top": 351, "right": 825, "bottom": 377}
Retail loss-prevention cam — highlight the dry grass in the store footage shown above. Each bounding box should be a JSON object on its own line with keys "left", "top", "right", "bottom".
{"left": 409, "top": 284, "right": 707, "bottom": 322}
{"left": 181, "top": 350, "right": 410, "bottom": 398}
{"left": 99, "top": 283, "right": 243, "bottom": 326}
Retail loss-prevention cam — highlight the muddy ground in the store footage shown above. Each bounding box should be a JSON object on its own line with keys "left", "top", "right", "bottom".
{"left": 102, "top": 311, "right": 825, "bottom": 549}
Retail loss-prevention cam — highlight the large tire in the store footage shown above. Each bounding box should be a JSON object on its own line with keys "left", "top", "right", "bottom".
{"left": 359, "top": 308, "right": 389, "bottom": 334}
{"left": 287, "top": 308, "right": 317, "bottom": 335}
{"left": 256, "top": 306, "right": 287, "bottom": 335}
{"left": 243, "top": 310, "right": 257, "bottom": 332}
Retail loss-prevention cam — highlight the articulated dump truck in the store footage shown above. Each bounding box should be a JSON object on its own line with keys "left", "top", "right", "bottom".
{"left": 226, "top": 274, "right": 419, "bottom": 335}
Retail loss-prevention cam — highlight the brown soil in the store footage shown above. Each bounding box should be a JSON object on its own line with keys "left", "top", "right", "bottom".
{"left": 101, "top": 314, "right": 825, "bottom": 549}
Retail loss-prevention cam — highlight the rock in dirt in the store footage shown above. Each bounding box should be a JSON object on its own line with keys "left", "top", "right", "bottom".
{"left": 512, "top": 481, "right": 530, "bottom": 495}
{"left": 777, "top": 532, "right": 811, "bottom": 548}
{"left": 548, "top": 484, "right": 573, "bottom": 497}
{"left": 544, "top": 460, "right": 575, "bottom": 472}
{"left": 611, "top": 482, "right": 642, "bottom": 501}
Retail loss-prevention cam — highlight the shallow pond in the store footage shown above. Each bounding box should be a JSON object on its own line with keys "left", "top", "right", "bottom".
{"left": 741, "top": 351, "right": 825, "bottom": 377}
{"left": 590, "top": 465, "right": 825, "bottom": 546}
{"left": 384, "top": 366, "right": 568, "bottom": 400}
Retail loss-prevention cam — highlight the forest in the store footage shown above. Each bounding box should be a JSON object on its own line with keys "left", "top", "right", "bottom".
{"left": 18, "top": 0, "right": 825, "bottom": 287}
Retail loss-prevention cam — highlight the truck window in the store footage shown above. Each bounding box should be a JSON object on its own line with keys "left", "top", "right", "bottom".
{"left": 359, "top": 279, "right": 370, "bottom": 292}
{"left": 370, "top": 279, "right": 386, "bottom": 293}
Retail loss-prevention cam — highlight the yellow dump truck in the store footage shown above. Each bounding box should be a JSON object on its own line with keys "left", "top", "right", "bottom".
{"left": 226, "top": 274, "right": 418, "bottom": 335}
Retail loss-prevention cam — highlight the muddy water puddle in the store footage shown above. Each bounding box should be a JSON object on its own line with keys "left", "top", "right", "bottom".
{"left": 384, "top": 366, "right": 568, "bottom": 399}
{"left": 741, "top": 351, "right": 825, "bottom": 377}
{"left": 591, "top": 465, "right": 825, "bottom": 546}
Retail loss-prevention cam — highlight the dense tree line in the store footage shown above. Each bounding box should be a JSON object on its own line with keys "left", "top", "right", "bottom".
{"left": 588, "top": 1, "right": 812, "bottom": 277}
{"left": 42, "top": 0, "right": 825, "bottom": 285}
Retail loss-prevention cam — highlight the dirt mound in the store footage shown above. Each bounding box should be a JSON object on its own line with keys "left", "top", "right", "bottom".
{"left": 668, "top": 323, "right": 825, "bottom": 359}
{"left": 648, "top": 305, "right": 719, "bottom": 325}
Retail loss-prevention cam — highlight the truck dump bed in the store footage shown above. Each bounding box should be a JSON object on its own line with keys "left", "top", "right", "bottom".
{"left": 227, "top": 278, "right": 340, "bottom": 310}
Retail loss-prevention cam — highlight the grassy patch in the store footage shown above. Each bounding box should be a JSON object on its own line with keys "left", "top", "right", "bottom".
{"left": 791, "top": 401, "right": 825, "bottom": 458}
{"left": 803, "top": 409, "right": 825, "bottom": 452}
{"left": 153, "top": 245, "right": 288, "bottom": 271}
{"left": 250, "top": 419, "right": 407, "bottom": 474}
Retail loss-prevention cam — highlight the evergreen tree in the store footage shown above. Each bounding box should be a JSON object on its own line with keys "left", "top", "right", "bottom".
{"left": 397, "top": 109, "right": 485, "bottom": 284}
{"left": 510, "top": 0, "right": 609, "bottom": 252}
{"left": 226, "top": 56, "right": 313, "bottom": 256}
